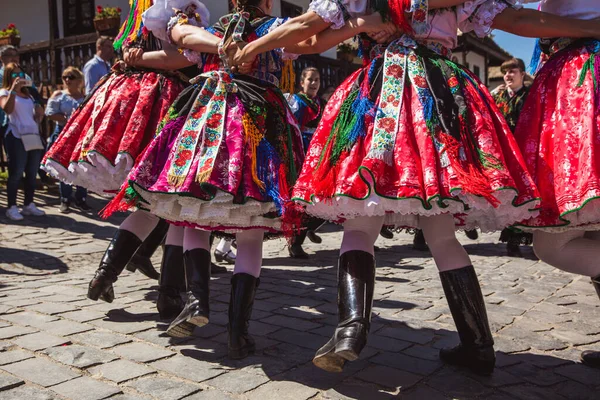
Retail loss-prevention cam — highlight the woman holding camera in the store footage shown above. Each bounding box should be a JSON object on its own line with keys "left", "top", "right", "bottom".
{"left": 0, "top": 63, "right": 45, "bottom": 221}
{"left": 45, "top": 66, "right": 88, "bottom": 213}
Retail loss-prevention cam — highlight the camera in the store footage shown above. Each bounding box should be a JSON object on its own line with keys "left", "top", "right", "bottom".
{"left": 21, "top": 78, "right": 33, "bottom": 87}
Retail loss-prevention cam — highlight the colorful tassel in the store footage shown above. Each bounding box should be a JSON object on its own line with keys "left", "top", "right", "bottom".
{"left": 280, "top": 59, "right": 296, "bottom": 94}
{"left": 528, "top": 39, "right": 542, "bottom": 75}
{"left": 100, "top": 185, "right": 138, "bottom": 219}
{"left": 114, "top": 0, "right": 153, "bottom": 52}
{"left": 242, "top": 113, "right": 266, "bottom": 191}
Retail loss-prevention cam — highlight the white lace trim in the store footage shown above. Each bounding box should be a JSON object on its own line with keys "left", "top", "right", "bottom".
{"left": 42, "top": 153, "right": 135, "bottom": 197}
{"left": 308, "top": 0, "right": 345, "bottom": 29}
{"left": 517, "top": 197, "right": 600, "bottom": 233}
{"left": 131, "top": 183, "right": 282, "bottom": 232}
{"left": 459, "top": 0, "right": 515, "bottom": 37}
{"left": 299, "top": 188, "right": 540, "bottom": 233}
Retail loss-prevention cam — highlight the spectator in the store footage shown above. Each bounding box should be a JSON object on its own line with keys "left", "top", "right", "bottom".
{"left": 0, "top": 46, "right": 39, "bottom": 137}
{"left": 1, "top": 45, "right": 47, "bottom": 182}
{"left": 46, "top": 67, "right": 89, "bottom": 213}
{"left": 320, "top": 86, "right": 335, "bottom": 103}
{"left": 0, "top": 63, "right": 45, "bottom": 221}
{"left": 83, "top": 37, "right": 114, "bottom": 94}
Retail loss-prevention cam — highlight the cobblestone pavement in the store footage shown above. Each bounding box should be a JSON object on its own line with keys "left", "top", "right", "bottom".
{"left": 1, "top": 187, "right": 600, "bottom": 399}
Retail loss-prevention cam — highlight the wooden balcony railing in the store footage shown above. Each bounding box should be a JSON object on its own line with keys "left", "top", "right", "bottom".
{"left": 295, "top": 54, "right": 360, "bottom": 91}
{"left": 18, "top": 33, "right": 97, "bottom": 96}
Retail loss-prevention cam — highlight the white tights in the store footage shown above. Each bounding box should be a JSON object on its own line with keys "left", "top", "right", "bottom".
{"left": 420, "top": 214, "right": 472, "bottom": 272}
{"left": 165, "top": 225, "right": 184, "bottom": 247}
{"left": 216, "top": 238, "right": 233, "bottom": 254}
{"left": 533, "top": 230, "right": 600, "bottom": 277}
{"left": 234, "top": 230, "right": 265, "bottom": 278}
{"left": 119, "top": 210, "right": 160, "bottom": 241}
{"left": 340, "top": 216, "right": 385, "bottom": 256}
{"left": 183, "top": 227, "right": 211, "bottom": 252}
{"left": 339, "top": 214, "right": 471, "bottom": 272}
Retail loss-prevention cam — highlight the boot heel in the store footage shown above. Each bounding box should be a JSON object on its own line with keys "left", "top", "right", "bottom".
{"left": 126, "top": 263, "right": 137, "bottom": 272}
{"left": 189, "top": 315, "right": 209, "bottom": 327}
{"left": 87, "top": 287, "right": 101, "bottom": 301}
{"left": 335, "top": 338, "right": 363, "bottom": 361}
{"left": 166, "top": 321, "right": 196, "bottom": 338}
{"left": 228, "top": 343, "right": 255, "bottom": 360}
{"left": 313, "top": 351, "right": 346, "bottom": 373}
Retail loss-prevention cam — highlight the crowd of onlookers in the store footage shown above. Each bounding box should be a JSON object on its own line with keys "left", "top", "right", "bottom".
{"left": 0, "top": 37, "right": 115, "bottom": 221}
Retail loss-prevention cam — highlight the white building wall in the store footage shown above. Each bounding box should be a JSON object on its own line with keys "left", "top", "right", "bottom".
{"left": 0, "top": 0, "right": 51, "bottom": 45}
{"left": 2, "top": 0, "right": 335, "bottom": 58}
{"left": 453, "top": 51, "right": 487, "bottom": 83}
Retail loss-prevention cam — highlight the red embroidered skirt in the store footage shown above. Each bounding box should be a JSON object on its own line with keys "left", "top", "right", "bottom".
{"left": 43, "top": 70, "right": 185, "bottom": 196}
{"left": 292, "top": 45, "right": 540, "bottom": 232}
{"left": 515, "top": 40, "right": 600, "bottom": 231}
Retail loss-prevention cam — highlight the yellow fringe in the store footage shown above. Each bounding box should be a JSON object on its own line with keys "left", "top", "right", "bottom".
{"left": 168, "top": 174, "right": 185, "bottom": 188}
{"left": 195, "top": 169, "right": 211, "bottom": 184}
{"left": 280, "top": 60, "right": 296, "bottom": 94}
{"left": 126, "top": 0, "right": 151, "bottom": 43}
{"left": 242, "top": 113, "right": 266, "bottom": 191}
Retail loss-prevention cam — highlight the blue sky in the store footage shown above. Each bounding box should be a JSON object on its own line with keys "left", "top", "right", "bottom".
{"left": 491, "top": 3, "right": 539, "bottom": 69}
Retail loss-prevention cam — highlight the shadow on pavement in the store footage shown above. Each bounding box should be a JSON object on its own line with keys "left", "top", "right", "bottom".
{"left": 0, "top": 247, "right": 69, "bottom": 275}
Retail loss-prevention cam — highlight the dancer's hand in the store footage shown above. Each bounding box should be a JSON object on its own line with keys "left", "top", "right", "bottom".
{"left": 356, "top": 13, "right": 399, "bottom": 37}
{"left": 368, "top": 30, "right": 397, "bottom": 44}
{"left": 231, "top": 62, "right": 254, "bottom": 75}
{"left": 225, "top": 40, "right": 255, "bottom": 66}
{"left": 124, "top": 47, "right": 144, "bottom": 66}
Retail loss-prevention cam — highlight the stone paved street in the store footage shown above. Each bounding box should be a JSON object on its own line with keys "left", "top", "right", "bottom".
{"left": 1, "top": 189, "right": 600, "bottom": 399}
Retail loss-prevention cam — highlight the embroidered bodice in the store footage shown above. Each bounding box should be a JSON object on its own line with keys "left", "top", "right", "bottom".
{"left": 308, "top": 0, "right": 526, "bottom": 49}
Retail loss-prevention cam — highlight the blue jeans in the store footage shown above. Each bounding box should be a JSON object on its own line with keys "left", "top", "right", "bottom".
{"left": 60, "top": 182, "right": 87, "bottom": 203}
{"left": 3, "top": 132, "right": 43, "bottom": 207}
{"left": 48, "top": 125, "right": 87, "bottom": 203}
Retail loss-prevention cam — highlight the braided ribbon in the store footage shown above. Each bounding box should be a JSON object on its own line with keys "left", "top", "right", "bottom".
{"left": 166, "top": 71, "right": 238, "bottom": 187}
{"left": 367, "top": 30, "right": 452, "bottom": 165}
{"left": 367, "top": 36, "right": 415, "bottom": 164}
{"left": 217, "top": 12, "right": 250, "bottom": 71}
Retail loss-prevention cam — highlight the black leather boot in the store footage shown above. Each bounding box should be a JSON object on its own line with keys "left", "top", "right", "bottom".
{"left": 228, "top": 273, "right": 259, "bottom": 359}
{"left": 413, "top": 229, "right": 429, "bottom": 251}
{"left": 166, "top": 249, "right": 211, "bottom": 337}
{"left": 88, "top": 230, "right": 143, "bottom": 303}
{"left": 289, "top": 229, "right": 310, "bottom": 259}
{"left": 380, "top": 226, "right": 394, "bottom": 240}
{"left": 313, "top": 250, "right": 375, "bottom": 373}
{"left": 581, "top": 276, "right": 600, "bottom": 368}
{"left": 126, "top": 219, "right": 169, "bottom": 279}
{"left": 157, "top": 245, "right": 185, "bottom": 321}
{"left": 439, "top": 265, "right": 496, "bottom": 375}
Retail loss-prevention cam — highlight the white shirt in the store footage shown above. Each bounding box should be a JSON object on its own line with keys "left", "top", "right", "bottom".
{"left": 0, "top": 89, "right": 39, "bottom": 138}
{"left": 539, "top": 0, "right": 600, "bottom": 19}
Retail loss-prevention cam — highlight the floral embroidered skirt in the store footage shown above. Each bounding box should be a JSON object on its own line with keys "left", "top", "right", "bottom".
{"left": 109, "top": 72, "right": 304, "bottom": 235}
{"left": 292, "top": 44, "right": 540, "bottom": 232}
{"left": 42, "top": 70, "right": 185, "bottom": 196}
{"left": 515, "top": 40, "right": 600, "bottom": 232}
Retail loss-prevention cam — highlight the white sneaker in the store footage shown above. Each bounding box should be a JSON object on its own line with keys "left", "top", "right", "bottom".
{"left": 5, "top": 206, "right": 24, "bottom": 221}
{"left": 21, "top": 203, "right": 46, "bottom": 217}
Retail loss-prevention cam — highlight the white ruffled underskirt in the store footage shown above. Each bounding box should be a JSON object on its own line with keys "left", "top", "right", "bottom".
{"left": 43, "top": 152, "right": 135, "bottom": 197}
{"left": 517, "top": 197, "right": 600, "bottom": 233}
{"left": 299, "top": 188, "right": 540, "bottom": 234}
{"left": 130, "top": 183, "right": 281, "bottom": 232}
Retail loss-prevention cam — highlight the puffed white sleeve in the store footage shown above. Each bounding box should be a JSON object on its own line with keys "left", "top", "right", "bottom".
{"left": 307, "top": 0, "right": 368, "bottom": 30}
{"left": 142, "top": 0, "right": 210, "bottom": 42}
{"left": 458, "top": 0, "right": 526, "bottom": 38}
